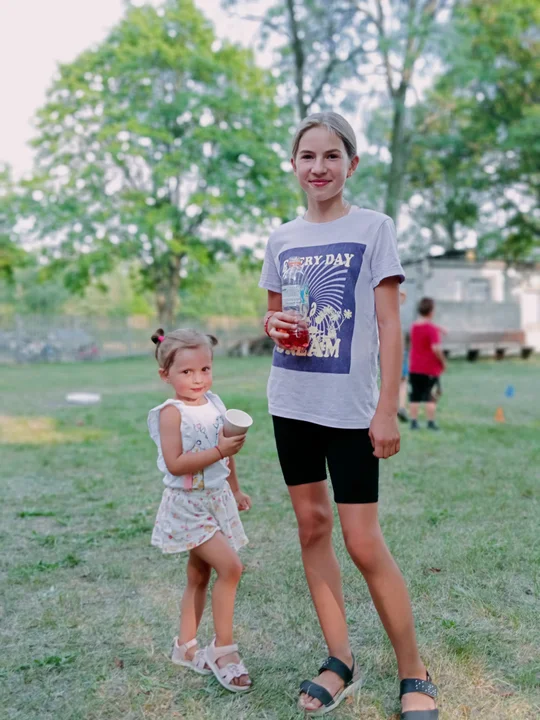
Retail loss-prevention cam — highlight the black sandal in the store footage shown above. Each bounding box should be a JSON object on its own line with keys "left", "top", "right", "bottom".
{"left": 298, "top": 655, "right": 362, "bottom": 716}
{"left": 400, "top": 670, "right": 439, "bottom": 719}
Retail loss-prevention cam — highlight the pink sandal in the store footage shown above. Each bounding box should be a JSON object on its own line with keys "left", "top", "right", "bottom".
{"left": 205, "top": 637, "right": 252, "bottom": 693}
{"left": 170, "top": 637, "right": 211, "bottom": 675}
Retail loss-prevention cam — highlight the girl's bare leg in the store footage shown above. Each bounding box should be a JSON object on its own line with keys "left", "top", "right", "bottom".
{"left": 338, "top": 503, "right": 436, "bottom": 715}
{"left": 288, "top": 482, "right": 353, "bottom": 711}
{"left": 178, "top": 551, "right": 211, "bottom": 653}
{"left": 192, "top": 532, "right": 250, "bottom": 687}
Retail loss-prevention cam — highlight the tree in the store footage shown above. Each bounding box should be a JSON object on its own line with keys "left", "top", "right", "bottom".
{"left": 0, "top": 165, "right": 28, "bottom": 282}
{"left": 225, "top": 0, "right": 456, "bottom": 222}
{"left": 364, "top": 0, "right": 455, "bottom": 222}
{"left": 26, "top": 0, "right": 294, "bottom": 326}
{"left": 226, "top": 0, "right": 367, "bottom": 121}
{"left": 179, "top": 261, "right": 266, "bottom": 318}
{"left": 0, "top": 265, "right": 71, "bottom": 316}
{"left": 407, "top": 0, "right": 540, "bottom": 260}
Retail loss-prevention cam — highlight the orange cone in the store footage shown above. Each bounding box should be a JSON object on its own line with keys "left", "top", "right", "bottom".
{"left": 494, "top": 407, "right": 505, "bottom": 423}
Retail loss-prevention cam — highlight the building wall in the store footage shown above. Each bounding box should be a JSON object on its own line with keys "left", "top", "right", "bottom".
{"left": 401, "top": 259, "right": 540, "bottom": 350}
{"left": 517, "top": 269, "right": 540, "bottom": 350}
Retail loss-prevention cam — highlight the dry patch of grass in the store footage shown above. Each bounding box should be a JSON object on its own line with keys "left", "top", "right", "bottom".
{"left": 0, "top": 415, "right": 104, "bottom": 444}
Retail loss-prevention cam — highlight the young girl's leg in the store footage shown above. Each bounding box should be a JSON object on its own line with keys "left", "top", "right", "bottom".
{"left": 288, "top": 482, "right": 353, "bottom": 711}
{"left": 178, "top": 552, "right": 212, "bottom": 658}
{"left": 192, "top": 532, "right": 251, "bottom": 687}
{"left": 338, "top": 503, "right": 437, "bottom": 715}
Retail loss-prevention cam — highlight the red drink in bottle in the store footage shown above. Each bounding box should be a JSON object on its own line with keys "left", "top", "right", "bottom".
{"left": 281, "top": 257, "right": 310, "bottom": 351}
{"left": 282, "top": 323, "right": 310, "bottom": 349}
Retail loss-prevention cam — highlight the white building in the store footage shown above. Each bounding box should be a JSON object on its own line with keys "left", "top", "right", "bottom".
{"left": 401, "top": 251, "right": 540, "bottom": 356}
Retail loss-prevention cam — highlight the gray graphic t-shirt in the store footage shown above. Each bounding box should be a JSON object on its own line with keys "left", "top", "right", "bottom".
{"left": 259, "top": 207, "right": 405, "bottom": 429}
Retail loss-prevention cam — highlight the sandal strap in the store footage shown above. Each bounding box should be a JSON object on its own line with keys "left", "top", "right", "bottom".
{"left": 178, "top": 638, "right": 197, "bottom": 651}
{"left": 208, "top": 639, "right": 239, "bottom": 660}
{"left": 192, "top": 648, "right": 208, "bottom": 670}
{"left": 318, "top": 655, "right": 354, "bottom": 685}
{"left": 299, "top": 679, "right": 334, "bottom": 708}
{"left": 219, "top": 662, "right": 249, "bottom": 683}
{"left": 400, "top": 676, "right": 438, "bottom": 700}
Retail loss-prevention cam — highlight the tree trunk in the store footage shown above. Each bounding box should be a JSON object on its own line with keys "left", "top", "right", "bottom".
{"left": 155, "top": 291, "right": 176, "bottom": 329}
{"left": 385, "top": 87, "right": 408, "bottom": 222}
{"left": 285, "top": 0, "right": 307, "bottom": 119}
{"left": 446, "top": 219, "right": 457, "bottom": 251}
{"left": 155, "top": 256, "right": 182, "bottom": 329}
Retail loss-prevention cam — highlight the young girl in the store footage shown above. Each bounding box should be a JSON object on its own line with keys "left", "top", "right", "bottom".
{"left": 148, "top": 328, "right": 252, "bottom": 692}
{"left": 260, "top": 113, "right": 439, "bottom": 719}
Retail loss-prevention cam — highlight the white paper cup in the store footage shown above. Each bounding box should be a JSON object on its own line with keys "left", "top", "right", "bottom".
{"left": 223, "top": 409, "right": 253, "bottom": 437}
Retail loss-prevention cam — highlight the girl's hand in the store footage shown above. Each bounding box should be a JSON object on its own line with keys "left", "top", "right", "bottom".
{"left": 233, "top": 490, "right": 252, "bottom": 511}
{"left": 267, "top": 311, "right": 297, "bottom": 349}
{"left": 369, "top": 411, "right": 400, "bottom": 459}
{"left": 217, "top": 429, "right": 246, "bottom": 458}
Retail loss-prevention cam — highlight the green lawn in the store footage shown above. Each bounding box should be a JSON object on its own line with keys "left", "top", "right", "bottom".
{"left": 1, "top": 355, "right": 539, "bottom": 720}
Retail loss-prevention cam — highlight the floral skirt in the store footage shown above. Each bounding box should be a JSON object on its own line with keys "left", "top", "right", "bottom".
{"left": 151, "top": 482, "right": 248, "bottom": 554}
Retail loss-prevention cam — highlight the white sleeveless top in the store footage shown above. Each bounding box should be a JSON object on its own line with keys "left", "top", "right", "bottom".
{"left": 147, "top": 391, "right": 230, "bottom": 492}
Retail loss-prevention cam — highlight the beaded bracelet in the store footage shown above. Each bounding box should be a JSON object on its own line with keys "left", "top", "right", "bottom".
{"left": 264, "top": 312, "right": 275, "bottom": 337}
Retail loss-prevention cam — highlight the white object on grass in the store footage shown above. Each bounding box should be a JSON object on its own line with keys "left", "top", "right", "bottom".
{"left": 66, "top": 392, "right": 101, "bottom": 405}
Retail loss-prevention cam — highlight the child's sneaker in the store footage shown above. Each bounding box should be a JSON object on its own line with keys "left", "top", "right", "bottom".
{"left": 427, "top": 421, "right": 439, "bottom": 431}
{"left": 410, "top": 419, "right": 419, "bottom": 430}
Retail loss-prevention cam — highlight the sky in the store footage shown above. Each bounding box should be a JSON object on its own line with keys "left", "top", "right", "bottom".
{"left": 0, "top": 0, "right": 269, "bottom": 178}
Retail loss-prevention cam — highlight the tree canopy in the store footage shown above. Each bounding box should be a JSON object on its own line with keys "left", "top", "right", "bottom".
{"left": 407, "top": 0, "right": 539, "bottom": 260}
{"left": 23, "top": 0, "right": 295, "bottom": 324}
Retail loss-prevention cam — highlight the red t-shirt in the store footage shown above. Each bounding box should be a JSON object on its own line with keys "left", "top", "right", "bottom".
{"left": 409, "top": 322, "right": 443, "bottom": 376}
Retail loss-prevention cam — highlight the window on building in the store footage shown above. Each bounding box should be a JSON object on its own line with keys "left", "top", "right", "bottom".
{"left": 466, "top": 278, "right": 491, "bottom": 302}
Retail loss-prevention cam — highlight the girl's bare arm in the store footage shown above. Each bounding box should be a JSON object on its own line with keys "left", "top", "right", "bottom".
{"left": 159, "top": 405, "right": 244, "bottom": 476}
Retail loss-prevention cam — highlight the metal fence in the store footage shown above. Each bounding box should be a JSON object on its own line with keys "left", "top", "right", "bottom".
{"left": 0, "top": 314, "right": 262, "bottom": 365}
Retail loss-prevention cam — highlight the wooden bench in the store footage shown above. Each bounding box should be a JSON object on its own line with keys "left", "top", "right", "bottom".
{"left": 442, "top": 330, "right": 533, "bottom": 360}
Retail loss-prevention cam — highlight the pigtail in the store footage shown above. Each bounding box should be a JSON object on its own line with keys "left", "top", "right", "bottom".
{"left": 152, "top": 328, "right": 217, "bottom": 370}
{"left": 151, "top": 328, "right": 165, "bottom": 345}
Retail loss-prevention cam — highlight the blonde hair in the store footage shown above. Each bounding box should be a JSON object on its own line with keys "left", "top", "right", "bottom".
{"left": 151, "top": 328, "right": 218, "bottom": 373}
{"left": 291, "top": 112, "right": 357, "bottom": 160}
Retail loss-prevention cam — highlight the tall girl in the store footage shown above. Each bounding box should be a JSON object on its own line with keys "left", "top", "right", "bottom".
{"left": 260, "top": 113, "right": 438, "bottom": 719}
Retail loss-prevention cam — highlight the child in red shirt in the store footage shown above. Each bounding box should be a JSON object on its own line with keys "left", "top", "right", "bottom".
{"left": 409, "top": 297, "right": 446, "bottom": 430}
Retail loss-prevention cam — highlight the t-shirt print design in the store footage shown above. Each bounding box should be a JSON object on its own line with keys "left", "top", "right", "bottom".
{"left": 273, "top": 242, "right": 365, "bottom": 374}
{"left": 183, "top": 414, "right": 221, "bottom": 490}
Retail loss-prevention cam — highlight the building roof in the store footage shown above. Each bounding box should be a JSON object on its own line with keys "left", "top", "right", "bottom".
{"left": 403, "top": 249, "right": 540, "bottom": 270}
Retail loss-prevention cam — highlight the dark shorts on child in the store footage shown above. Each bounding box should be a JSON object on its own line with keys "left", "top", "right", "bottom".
{"left": 409, "top": 373, "right": 439, "bottom": 403}
{"left": 272, "top": 416, "right": 379, "bottom": 504}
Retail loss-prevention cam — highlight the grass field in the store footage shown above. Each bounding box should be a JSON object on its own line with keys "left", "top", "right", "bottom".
{"left": 1, "top": 355, "right": 539, "bottom": 720}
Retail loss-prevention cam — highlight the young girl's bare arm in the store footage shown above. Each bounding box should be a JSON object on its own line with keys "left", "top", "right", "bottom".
{"left": 370, "top": 277, "right": 402, "bottom": 459}
{"left": 227, "top": 455, "right": 252, "bottom": 510}
{"left": 375, "top": 277, "right": 402, "bottom": 416}
{"left": 159, "top": 405, "right": 244, "bottom": 476}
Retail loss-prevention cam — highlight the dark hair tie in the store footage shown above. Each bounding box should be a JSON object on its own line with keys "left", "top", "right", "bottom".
{"left": 151, "top": 328, "right": 166, "bottom": 346}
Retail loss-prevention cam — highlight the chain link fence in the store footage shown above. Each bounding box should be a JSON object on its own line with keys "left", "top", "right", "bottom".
{"left": 0, "top": 315, "right": 263, "bottom": 365}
